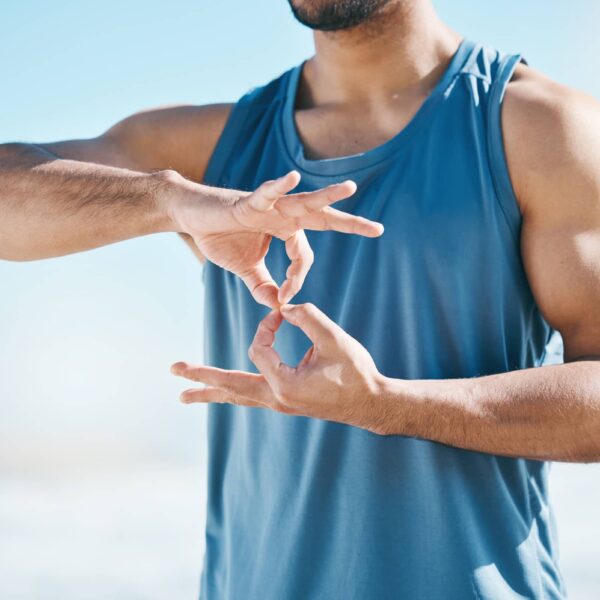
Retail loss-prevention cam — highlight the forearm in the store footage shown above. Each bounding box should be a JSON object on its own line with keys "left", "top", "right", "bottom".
{"left": 0, "top": 142, "right": 181, "bottom": 259}
{"left": 378, "top": 360, "right": 600, "bottom": 462}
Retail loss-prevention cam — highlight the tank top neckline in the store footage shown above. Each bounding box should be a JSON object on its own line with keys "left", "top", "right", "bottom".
{"left": 280, "top": 37, "right": 478, "bottom": 177}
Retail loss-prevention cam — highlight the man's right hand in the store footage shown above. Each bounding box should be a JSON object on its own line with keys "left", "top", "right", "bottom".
{"left": 0, "top": 103, "right": 382, "bottom": 305}
{"left": 168, "top": 169, "right": 383, "bottom": 307}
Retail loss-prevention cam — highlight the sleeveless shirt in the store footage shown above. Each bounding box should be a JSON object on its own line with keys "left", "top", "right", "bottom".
{"left": 200, "top": 38, "right": 567, "bottom": 599}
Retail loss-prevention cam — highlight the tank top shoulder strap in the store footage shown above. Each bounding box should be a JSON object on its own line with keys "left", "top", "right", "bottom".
{"left": 202, "top": 70, "right": 291, "bottom": 187}
{"left": 471, "top": 46, "right": 528, "bottom": 243}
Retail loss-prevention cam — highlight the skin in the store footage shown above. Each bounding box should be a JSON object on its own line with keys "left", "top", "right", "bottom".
{"left": 0, "top": 121, "right": 382, "bottom": 307}
{"left": 2, "top": 1, "right": 600, "bottom": 462}
{"left": 172, "top": 0, "right": 600, "bottom": 463}
{"left": 288, "top": 0, "right": 391, "bottom": 31}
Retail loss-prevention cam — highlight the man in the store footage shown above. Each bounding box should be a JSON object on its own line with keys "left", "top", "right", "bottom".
{"left": 1, "top": 0, "right": 600, "bottom": 598}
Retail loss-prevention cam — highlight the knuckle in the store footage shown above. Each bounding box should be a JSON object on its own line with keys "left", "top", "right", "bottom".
{"left": 298, "top": 202, "right": 311, "bottom": 216}
{"left": 274, "top": 401, "right": 292, "bottom": 414}
{"left": 272, "top": 380, "right": 290, "bottom": 403}
{"left": 277, "top": 391, "right": 291, "bottom": 406}
{"left": 319, "top": 213, "right": 331, "bottom": 230}
{"left": 187, "top": 370, "right": 201, "bottom": 382}
{"left": 286, "top": 282, "right": 300, "bottom": 298}
{"left": 328, "top": 331, "right": 343, "bottom": 347}
{"left": 325, "top": 189, "right": 336, "bottom": 203}
{"left": 302, "top": 302, "right": 317, "bottom": 316}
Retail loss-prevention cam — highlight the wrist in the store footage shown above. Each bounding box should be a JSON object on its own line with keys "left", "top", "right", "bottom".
{"left": 155, "top": 169, "right": 245, "bottom": 235}
{"left": 368, "top": 374, "right": 418, "bottom": 437}
{"left": 366, "top": 373, "right": 398, "bottom": 436}
{"left": 152, "top": 169, "right": 197, "bottom": 233}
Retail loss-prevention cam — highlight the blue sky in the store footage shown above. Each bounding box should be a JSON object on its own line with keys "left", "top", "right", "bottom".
{"left": 2, "top": 0, "right": 599, "bottom": 143}
{"left": 1, "top": 0, "right": 599, "bottom": 456}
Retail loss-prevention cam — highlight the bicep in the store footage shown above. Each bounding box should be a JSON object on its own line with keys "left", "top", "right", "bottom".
{"left": 41, "top": 103, "right": 233, "bottom": 182}
{"left": 41, "top": 135, "right": 141, "bottom": 170}
{"left": 507, "top": 74, "right": 600, "bottom": 361}
{"left": 522, "top": 210, "right": 600, "bottom": 361}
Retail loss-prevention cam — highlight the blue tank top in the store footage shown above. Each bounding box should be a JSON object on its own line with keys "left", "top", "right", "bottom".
{"left": 200, "top": 38, "right": 566, "bottom": 599}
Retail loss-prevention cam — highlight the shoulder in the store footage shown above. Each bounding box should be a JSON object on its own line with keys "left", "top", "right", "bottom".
{"left": 501, "top": 63, "right": 600, "bottom": 219}
{"left": 104, "top": 69, "right": 293, "bottom": 183}
{"left": 105, "top": 103, "right": 234, "bottom": 183}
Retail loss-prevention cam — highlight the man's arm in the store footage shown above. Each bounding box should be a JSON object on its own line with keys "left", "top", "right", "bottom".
{"left": 0, "top": 103, "right": 383, "bottom": 306}
{"left": 375, "top": 66, "right": 600, "bottom": 462}
{"left": 172, "top": 66, "right": 600, "bottom": 462}
{"left": 0, "top": 104, "right": 231, "bottom": 260}
{"left": 371, "top": 68, "right": 600, "bottom": 461}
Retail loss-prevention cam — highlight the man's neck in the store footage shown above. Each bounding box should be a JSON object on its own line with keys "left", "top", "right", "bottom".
{"left": 304, "top": 0, "right": 462, "bottom": 106}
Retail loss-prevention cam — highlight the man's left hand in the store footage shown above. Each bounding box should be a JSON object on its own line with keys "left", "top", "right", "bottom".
{"left": 171, "top": 303, "right": 389, "bottom": 434}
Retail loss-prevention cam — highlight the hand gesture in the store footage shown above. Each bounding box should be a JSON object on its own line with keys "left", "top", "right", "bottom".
{"left": 173, "top": 170, "right": 383, "bottom": 307}
{"left": 171, "top": 303, "right": 389, "bottom": 434}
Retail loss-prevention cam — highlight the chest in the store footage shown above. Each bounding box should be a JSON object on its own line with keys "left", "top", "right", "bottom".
{"left": 293, "top": 94, "right": 427, "bottom": 160}
{"left": 260, "top": 167, "right": 507, "bottom": 328}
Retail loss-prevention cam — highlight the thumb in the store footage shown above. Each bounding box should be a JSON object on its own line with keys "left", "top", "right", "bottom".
{"left": 280, "top": 303, "right": 341, "bottom": 348}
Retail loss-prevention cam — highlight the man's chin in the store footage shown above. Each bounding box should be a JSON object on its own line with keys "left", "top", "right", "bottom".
{"left": 287, "top": 0, "right": 393, "bottom": 32}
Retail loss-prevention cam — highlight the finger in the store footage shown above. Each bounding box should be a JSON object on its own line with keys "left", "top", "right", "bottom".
{"left": 278, "top": 231, "right": 314, "bottom": 305}
{"left": 252, "top": 309, "right": 283, "bottom": 346}
{"left": 275, "top": 180, "right": 357, "bottom": 216}
{"left": 279, "top": 303, "right": 341, "bottom": 348}
{"left": 248, "top": 311, "right": 294, "bottom": 380}
{"left": 299, "top": 206, "right": 384, "bottom": 237}
{"left": 248, "top": 170, "right": 301, "bottom": 212}
{"left": 239, "top": 261, "right": 280, "bottom": 308}
{"left": 180, "top": 386, "right": 268, "bottom": 408}
{"left": 171, "top": 362, "right": 269, "bottom": 398}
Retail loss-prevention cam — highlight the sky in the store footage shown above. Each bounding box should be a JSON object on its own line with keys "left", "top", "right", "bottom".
{"left": 1, "top": 1, "right": 600, "bottom": 596}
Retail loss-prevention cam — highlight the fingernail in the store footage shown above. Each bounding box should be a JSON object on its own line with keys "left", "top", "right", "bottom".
{"left": 282, "top": 169, "right": 300, "bottom": 181}
{"left": 280, "top": 304, "right": 293, "bottom": 314}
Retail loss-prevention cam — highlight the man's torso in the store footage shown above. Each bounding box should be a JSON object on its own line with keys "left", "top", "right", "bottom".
{"left": 198, "top": 39, "right": 566, "bottom": 600}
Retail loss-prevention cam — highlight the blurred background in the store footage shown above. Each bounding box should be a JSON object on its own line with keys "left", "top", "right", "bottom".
{"left": 1, "top": 1, "right": 599, "bottom": 598}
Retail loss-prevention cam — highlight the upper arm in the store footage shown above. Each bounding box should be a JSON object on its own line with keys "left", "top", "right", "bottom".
{"left": 41, "top": 103, "right": 233, "bottom": 183}
{"left": 502, "top": 65, "right": 600, "bottom": 362}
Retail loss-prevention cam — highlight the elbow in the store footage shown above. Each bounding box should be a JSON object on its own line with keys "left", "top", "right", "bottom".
{"left": 0, "top": 142, "right": 33, "bottom": 163}
{"left": 0, "top": 142, "right": 56, "bottom": 170}
{"left": 556, "top": 436, "right": 600, "bottom": 464}
{"left": 570, "top": 444, "right": 600, "bottom": 464}
{"left": 578, "top": 456, "right": 600, "bottom": 464}
{"left": 564, "top": 453, "right": 600, "bottom": 464}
